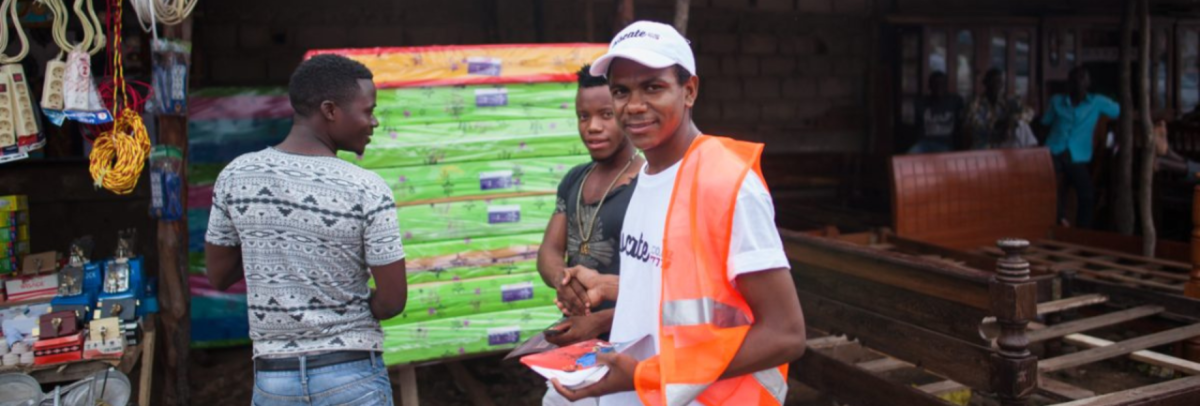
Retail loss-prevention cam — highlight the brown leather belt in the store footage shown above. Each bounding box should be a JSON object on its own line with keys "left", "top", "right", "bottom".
{"left": 255, "top": 351, "right": 373, "bottom": 372}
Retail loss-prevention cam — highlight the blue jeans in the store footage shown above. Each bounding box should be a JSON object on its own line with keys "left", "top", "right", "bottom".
{"left": 253, "top": 352, "right": 393, "bottom": 406}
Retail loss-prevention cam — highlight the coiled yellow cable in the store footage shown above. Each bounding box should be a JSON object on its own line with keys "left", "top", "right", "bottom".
{"left": 89, "top": 0, "right": 149, "bottom": 195}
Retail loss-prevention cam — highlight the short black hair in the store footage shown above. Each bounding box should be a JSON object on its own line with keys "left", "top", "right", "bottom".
{"left": 578, "top": 65, "right": 608, "bottom": 88}
{"left": 672, "top": 65, "right": 692, "bottom": 86}
{"left": 289, "top": 54, "right": 374, "bottom": 117}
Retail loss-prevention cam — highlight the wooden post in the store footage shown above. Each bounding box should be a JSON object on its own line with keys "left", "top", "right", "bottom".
{"left": 615, "top": 0, "right": 634, "bottom": 33}
{"left": 1188, "top": 185, "right": 1200, "bottom": 362}
{"left": 990, "top": 239, "right": 1038, "bottom": 406}
{"left": 1115, "top": 0, "right": 1136, "bottom": 235}
{"left": 398, "top": 365, "right": 419, "bottom": 406}
{"left": 1138, "top": 0, "right": 1157, "bottom": 256}
{"left": 157, "top": 20, "right": 193, "bottom": 406}
{"left": 673, "top": 0, "right": 690, "bottom": 36}
{"left": 586, "top": 0, "right": 595, "bottom": 42}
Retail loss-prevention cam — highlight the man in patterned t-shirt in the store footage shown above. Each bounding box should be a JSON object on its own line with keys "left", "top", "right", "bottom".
{"left": 205, "top": 54, "right": 407, "bottom": 406}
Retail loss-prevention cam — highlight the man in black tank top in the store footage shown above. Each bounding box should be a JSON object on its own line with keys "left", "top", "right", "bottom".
{"left": 536, "top": 65, "right": 642, "bottom": 347}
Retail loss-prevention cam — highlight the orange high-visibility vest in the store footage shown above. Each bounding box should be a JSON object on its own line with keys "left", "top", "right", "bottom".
{"left": 633, "top": 135, "right": 788, "bottom": 406}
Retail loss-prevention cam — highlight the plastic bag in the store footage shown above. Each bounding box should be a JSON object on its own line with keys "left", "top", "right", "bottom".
{"left": 148, "top": 39, "right": 191, "bottom": 115}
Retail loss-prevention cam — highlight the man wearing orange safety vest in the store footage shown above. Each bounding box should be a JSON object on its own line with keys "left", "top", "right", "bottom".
{"left": 550, "top": 21, "right": 808, "bottom": 406}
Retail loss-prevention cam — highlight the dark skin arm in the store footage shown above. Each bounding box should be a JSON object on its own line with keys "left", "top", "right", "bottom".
{"left": 204, "top": 243, "right": 245, "bottom": 291}
{"left": 369, "top": 259, "right": 408, "bottom": 320}
{"left": 537, "top": 213, "right": 568, "bottom": 290}
{"left": 553, "top": 268, "right": 807, "bottom": 400}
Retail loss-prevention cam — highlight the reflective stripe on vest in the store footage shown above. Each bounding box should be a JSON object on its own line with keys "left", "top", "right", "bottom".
{"left": 662, "top": 297, "right": 751, "bottom": 328}
{"left": 753, "top": 367, "right": 788, "bottom": 404}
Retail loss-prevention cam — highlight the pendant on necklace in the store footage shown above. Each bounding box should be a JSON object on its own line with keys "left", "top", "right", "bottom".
{"left": 580, "top": 243, "right": 590, "bottom": 255}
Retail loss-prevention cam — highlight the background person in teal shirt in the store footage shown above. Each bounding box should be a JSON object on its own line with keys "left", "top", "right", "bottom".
{"left": 1041, "top": 67, "right": 1120, "bottom": 228}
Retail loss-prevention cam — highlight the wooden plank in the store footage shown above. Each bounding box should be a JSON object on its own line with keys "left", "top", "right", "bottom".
{"left": 783, "top": 230, "right": 992, "bottom": 310}
{"left": 807, "top": 335, "right": 854, "bottom": 350}
{"left": 1037, "top": 294, "right": 1108, "bottom": 316}
{"left": 856, "top": 357, "right": 913, "bottom": 374}
{"left": 1028, "top": 305, "right": 1164, "bottom": 343}
{"left": 1061, "top": 333, "right": 1200, "bottom": 375}
{"left": 793, "top": 348, "right": 951, "bottom": 406}
{"left": 887, "top": 234, "right": 999, "bottom": 271}
{"left": 1037, "top": 376, "right": 1095, "bottom": 401}
{"left": 398, "top": 365, "right": 419, "bottom": 406}
{"left": 798, "top": 292, "right": 994, "bottom": 391}
{"left": 1040, "top": 239, "right": 1190, "bottom": 271}
{"left": 1026, "top": 245, "right": 1189, "bottom": 281}
{"left": 139, "top": 317, "right": 157, "bottom": 406}
{"left": 916, "top": 380, "right": 967, "bottom": 396}
{"left": 794, "top": 263, "right": 990, "bottom": 344}
{"left": 1050, "top": 375, "right": 1200, "bottom": 406}
{"left": 981, "top": 247, "right": 1184, "bottom": 292}
{"left": 1070, "top": 276, "right": 1200, "bottom": 320}
{"left": 1046, "top": 227, "right": 1191, "bottom": 265}
{"left": 1038, "top": 323, "right": 1200, "bottom": 373}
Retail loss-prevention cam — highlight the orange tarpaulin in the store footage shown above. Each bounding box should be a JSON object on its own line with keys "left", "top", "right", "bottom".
{"left": 306, "top": 43, "right": 609, "bottom": 89}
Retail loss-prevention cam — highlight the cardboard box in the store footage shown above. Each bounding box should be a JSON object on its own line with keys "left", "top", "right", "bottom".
{"left": 5, "top": 273, "right": 58, "bottom": 302}
{"left": 21, "top": 252, "right": 56, "bottom": 275}
{"left": 0, "top": 195, "right": 27, "bottom": 211}
{"left": 0, "top": 210, "right": 27, "bottom": 228}
{"left": 0, "top": 225, "right": 29, "bottom": 243}
{"left": 33, "top": 331, "right": 84, "bottom": 365}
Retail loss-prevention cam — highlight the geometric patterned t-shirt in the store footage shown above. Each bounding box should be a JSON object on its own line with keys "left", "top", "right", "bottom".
{"left": 206, "top": 147, "right": 405, "bottom": 359}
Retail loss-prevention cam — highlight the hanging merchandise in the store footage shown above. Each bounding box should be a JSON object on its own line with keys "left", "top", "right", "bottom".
{"left": 38, "top": 0, "right": 107, "bottom": 126}
{"left": 0, "top": 0, "right": 43, "bottom": 161}
{"left": 89, "top": 0, "right": 150, "bottom": 195}
{"left": 131, "top": 0, "right": 196, "bottom": 27}
{"left": 148, "top": 145, "right": 182, "bottom": 220}
{"left": 60, "top": 0, "right": 112, "bottom": 125}
{"left": 148, "top": 38, "right": 189, "bottom": 115}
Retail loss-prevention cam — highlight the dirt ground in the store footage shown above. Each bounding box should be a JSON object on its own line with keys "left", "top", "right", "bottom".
{"left": 188, "top": 346, "right": 831, "bottom": 406}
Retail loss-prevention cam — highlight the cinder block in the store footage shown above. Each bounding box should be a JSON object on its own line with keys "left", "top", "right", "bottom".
{"left": 694, "top": 102, "right": 723, "bottom": 123}
{"left": 818, "top": 77, "right": 856, "bottom": 98}
{"left": 722, "top": 56, "right": 760, "bottom": 76}
{"left": 723, "top": 101, "right": 761, "bottom": 122}
{"left": 348, "top": 25, "right": 405, "bottom": 48}
{"left": 780, "top": 35, "right": 819, "bottom": 55}
{"left": 744, "top": 78, "right": 781, "bottom": 100}
{"left": 211, "top": 56, "right": 267, "bottom": 86}
{"left": 742, "top": 34, "right": 779, "bottom": 55}
{"left": 239, "top": 25, "right": 270, "bottom": 49}
{"left": 697, "top": 55, "right": 722, "bottom": 76}
{"left": 711, "top": 0, "right": 751, "bottom": 9}
{"left": 757, "top": 0, "right": 794, "bottom": 11}
{"left": 834, "top": 0, "right": 870, "bottom": 15}
{"left": 762, "top": 102, "right": 798, "bottom": 121}
{"left": 783, "top": 78, "right": 819, "bottom": 99}
{"left": 706, "top": 78, "right": 744, "bottom": 100}
{"left": 701, "top": 34, "right": 739, "bottom": 54}
{"left": 761, "top": 56, "right": 797, "bottom": 76}
{"left": 797, "top": 0, "right": 833, "bottom": 13}
{"left": 202, "top": 25, "right": 238, "bottom": 51}
{"left": 294, "top": 26, "right": 348, "bottom": 50}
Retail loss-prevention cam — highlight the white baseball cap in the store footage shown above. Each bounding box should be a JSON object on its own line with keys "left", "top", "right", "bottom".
{"left": 589, "top": 21, "right": 695, "bottom": 78}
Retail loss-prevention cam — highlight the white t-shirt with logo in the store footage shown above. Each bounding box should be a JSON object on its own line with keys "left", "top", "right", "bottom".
{"left": 598, "top": 160, "right": 791, "bottom": 406}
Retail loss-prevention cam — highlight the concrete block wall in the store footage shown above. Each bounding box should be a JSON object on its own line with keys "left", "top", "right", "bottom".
{"left": 192, "top": 0, "right": 873, "bottom": 154}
